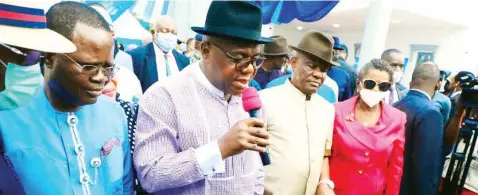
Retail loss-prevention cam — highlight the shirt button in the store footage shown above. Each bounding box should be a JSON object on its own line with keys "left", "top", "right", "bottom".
{"left": 80, "top": 174, "right": 90, "bottom": 184}
{"left": 74, "top": 144, "right": 84, "bottom": 155}
{"left": 365, "top": 152, "right": 370, "bottom": 157}
{"left": 358, "top": 170, "right": 364, "bottom": 175}
{"left": 90, "top": 157, "right": 102, "bottom": 168}
{"left": 67, "top": 115, "right": 78, "bottom": 126}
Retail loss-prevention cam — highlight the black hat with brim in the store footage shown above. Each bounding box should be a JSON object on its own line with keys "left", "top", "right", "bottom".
{"left": 191, "top": 1, "right": 272, "bottom": 44}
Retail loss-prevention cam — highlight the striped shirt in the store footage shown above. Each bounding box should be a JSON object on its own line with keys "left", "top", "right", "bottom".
{"left": 133, "top": 62, "right": 264, "bottom": 195}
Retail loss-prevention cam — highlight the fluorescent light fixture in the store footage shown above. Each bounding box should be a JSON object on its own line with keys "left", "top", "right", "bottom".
{"left": 391, "top": 19, "right": 401, "bottom": 24}
{"left": 332, "top": 23, "right": 340, "bottom": 28}
{"left": 296, "top": 26, "right": 304, "bottom": 31}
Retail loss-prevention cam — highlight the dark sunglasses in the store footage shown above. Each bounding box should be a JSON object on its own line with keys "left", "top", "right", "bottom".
{"left": 0, "top": 43, "right": 41, "bottom": 66}
{"left": 362, "top": 79, "right": 392, "bottom": 92}
{"left": 205, "top": 41, "right": 266, "bottom": 71}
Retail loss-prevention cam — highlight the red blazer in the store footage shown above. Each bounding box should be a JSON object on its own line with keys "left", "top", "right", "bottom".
{"left": 330, "top": 96, "right": 406, "bottom": 195}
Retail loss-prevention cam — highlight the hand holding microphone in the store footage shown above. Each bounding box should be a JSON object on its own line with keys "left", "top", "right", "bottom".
{"left": 217, "top": 87, "right": 271, "bottom": 164}
{"left": 218, "top": 118, "right": 270, "bottom": 159}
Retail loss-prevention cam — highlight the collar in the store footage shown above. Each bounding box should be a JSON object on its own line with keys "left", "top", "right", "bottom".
{"left": 191, "top": 62, "right": 240, "bottom": 102}
{"left": 450, "top": 91, "right": 462, "bottom": 98}
{"left": 410, "top": 89, "right": 432, "bottom": 100}
{"left": 284, "top": 79, "right": 315, "bottom": 101}
{"left": 152, "top": 42, "right": 173, "bottom": 57}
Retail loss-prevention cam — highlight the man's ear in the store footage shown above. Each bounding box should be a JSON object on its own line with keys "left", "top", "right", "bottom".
{"left": 201, "top": 42, "right": 211, "bottom": 64}
{"left": 290, "top": 57, "right": 297, "bottom": 70}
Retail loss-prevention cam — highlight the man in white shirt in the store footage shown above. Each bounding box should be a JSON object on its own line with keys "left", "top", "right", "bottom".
{"left": 128, "top": 16, "right": 190, "bottom": 92}
{"left": 260, "top": 31, "right": 336, "bottom": 195}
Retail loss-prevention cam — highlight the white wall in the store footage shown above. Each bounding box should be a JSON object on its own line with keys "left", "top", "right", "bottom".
{"left": 167, "top": 0, "right": 211, "bottom": 40}
{"left": 275, "top": 25, "right": 478, "bottom": 83}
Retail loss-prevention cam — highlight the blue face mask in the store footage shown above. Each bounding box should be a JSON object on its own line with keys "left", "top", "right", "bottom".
{"left": 285, "top": 64, "right": 293, "bottom": 74}
{"left": 0, "top": 61, "right": 43, "bottom": 110}
{"left": 155, "top": 32, "right": 178, "bottom": 52}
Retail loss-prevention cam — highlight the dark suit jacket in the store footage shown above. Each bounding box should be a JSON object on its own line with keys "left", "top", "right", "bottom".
{"left": 0, "top": 144, "right": 25, "bottom": 195}
{"left": 337, "top": 57, "right": 357, "bottom": 94}
{"left": 128, "top": 43, "right": 190, "bottom": 92}
{"left": 327, "top": 66, "right": 352, "bottom": 101}
{"left": 394, "top": 90, "right": 444, "bottom": 195}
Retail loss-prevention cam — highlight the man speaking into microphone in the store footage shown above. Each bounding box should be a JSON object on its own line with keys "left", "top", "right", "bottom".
{"left": 133, "top": 1, "right": 271, "bottom": 194}
{"left": 260, "top": 31, "right": 336, "bottom": 195}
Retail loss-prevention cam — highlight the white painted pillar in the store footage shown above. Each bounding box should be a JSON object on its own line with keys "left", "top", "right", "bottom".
{"left": 357, "top": 0, "right": 392, "bottom": 69}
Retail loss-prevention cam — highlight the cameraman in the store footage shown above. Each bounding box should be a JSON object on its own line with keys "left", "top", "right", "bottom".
{"left": 442, "top": 93, "right": 478, "bottom": 194}
{"left": 447, "top": 71, "right": 475, "bottom": 117}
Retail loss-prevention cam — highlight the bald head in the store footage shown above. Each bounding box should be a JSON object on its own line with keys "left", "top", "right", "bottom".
{"left": 153, "top": 15, "right": 177, "bottom": 35}
{"left": 411, "top": 61, "right": 440, "bottom": 93}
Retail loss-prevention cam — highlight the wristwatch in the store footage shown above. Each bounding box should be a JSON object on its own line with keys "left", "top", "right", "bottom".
{"left": 318, "top": 179, "right": 335, "bottom": 190}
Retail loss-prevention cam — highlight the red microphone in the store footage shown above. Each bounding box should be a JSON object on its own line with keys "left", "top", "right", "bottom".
{"left": 242, "top": 87, "right": 271, "bottom": 166}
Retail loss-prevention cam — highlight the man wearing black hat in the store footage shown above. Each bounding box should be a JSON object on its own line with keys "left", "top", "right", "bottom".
{"left": 253, "top": 35, "right": 291, "bottom": 89}
{"left": 134, "top": 1, "right": 271, "bottom": 194}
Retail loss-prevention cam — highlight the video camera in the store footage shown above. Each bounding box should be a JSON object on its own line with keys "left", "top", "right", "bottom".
{"left": 442, "top": 72, "right": 478, "bottom": 195}
{"left": 457, "top": 72, "right": 478, "bottom": 107}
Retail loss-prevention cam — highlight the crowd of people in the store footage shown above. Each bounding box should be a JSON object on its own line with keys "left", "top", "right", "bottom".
{"left": 0, "top": 0, "right": 477, "bottom": 195}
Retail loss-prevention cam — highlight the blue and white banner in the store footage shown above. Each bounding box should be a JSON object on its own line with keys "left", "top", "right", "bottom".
{"left": 84, "top": 0, "right": 169, "bottom": 46}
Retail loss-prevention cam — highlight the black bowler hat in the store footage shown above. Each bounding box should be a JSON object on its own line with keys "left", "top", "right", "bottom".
{"left": 191, "top": 1, "right": 272, "bottom": 43}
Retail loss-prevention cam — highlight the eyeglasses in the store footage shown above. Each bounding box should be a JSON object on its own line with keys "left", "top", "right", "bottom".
{"left": 205, "top": 41, "right": 266, "bottom": 71}
{"left": 0, "top": 43, "right": 41, "bottom": 66}
{"left": 362, "top": 79, "right": 392, "bottom": 92}
{"left": 62, "top": 53, "right": 119, "bottom": 78}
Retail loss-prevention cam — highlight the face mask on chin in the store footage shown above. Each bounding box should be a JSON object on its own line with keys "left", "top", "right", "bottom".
{"left": 155, "top": 32, "right": 178, "bottom": 53}
{"left": 359, "top": 88, "right": 387, "bottom": 107}
{"left": 0, "top": 60, "right": 43, "bottom": 110}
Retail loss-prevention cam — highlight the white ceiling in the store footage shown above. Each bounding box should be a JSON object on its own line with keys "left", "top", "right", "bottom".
{"left": 280, "top": 7, "right": 467, "bottom": 34}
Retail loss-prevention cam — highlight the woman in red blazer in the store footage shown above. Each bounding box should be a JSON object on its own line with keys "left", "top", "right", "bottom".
{"left": 329, "top": 59, "right": 406, "bottom": 195}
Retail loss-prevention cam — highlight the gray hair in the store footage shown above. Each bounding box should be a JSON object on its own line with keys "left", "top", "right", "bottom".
{"left": 358, "top": 58, "right": 394, "bottom": 82}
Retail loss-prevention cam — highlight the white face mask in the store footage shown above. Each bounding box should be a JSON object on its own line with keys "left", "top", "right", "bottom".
{"left": 393, "top": 71, "right": 403, "bottom": 83}
{"left": 359, "top": 88, "right": 387, "bottom": 107}
{"left": 155, "top": 32, "right": 178, "bottom": 52}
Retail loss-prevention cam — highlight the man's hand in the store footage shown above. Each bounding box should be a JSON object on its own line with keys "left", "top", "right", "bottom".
{"left": 316, "top": 183, "right": 335, "bottom": 195}
{"left": 218, "top": 118, "right": 270, "bottom": 159}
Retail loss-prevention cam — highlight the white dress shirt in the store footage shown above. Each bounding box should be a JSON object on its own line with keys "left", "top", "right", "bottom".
{"left": 115, "top": 65, "right": 142, "bottom": 103}
{"left": 114, "top": 50, "right": 134, "bottom": 72}
{"left": 153, "top": 43, "right": 180, "bottom": 79}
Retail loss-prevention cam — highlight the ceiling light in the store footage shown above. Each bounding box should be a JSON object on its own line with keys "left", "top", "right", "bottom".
{"left": 296, "top": 26, "right": 304, "bottom": 31}
{"left": 391, "top": 20, "right": 401, "bottom": 24}
{"left": 332, "top": 23, "right": 340, "bottom": 28}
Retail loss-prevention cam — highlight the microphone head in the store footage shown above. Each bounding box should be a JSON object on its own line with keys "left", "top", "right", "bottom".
{"left": 242, "top": 87, "right": 262, "bottom": 112}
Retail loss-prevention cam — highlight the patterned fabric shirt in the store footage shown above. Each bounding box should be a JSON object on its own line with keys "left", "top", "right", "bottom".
{"left": 116, "top": 93, "right": 139, "bottom": 153}
{"left": 133, "top": 62, "right": 264, "bottom": 195}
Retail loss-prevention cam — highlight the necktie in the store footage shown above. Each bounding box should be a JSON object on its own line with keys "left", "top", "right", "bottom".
{"left": 164, "top": 54, "right": 171, "bottom": 77}
{"left": 389, "top": 86, "right": 398, "bottom": 104}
